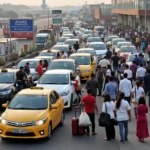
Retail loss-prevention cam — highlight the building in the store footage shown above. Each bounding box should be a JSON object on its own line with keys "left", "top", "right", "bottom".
{"left": 94, "top": 3, "right": 118, "bottom": 25}
{"left": 112, "top": 0, "right": 150, "bottom": 31}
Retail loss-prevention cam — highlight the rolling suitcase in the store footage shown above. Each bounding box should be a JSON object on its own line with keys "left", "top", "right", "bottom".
{"left": 72, "top": 107, "right": 85, "bottom": 135}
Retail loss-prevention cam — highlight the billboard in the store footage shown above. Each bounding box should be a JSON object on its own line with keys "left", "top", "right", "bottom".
{"left": 10, "top": 19, "right": 34, "bottom": 32}
{"left": 52, "top": 10, "right": 62, "bottom": 24}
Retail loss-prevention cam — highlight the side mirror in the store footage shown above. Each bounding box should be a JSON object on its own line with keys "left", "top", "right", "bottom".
{"left": 13, "top": 66, "right": 16, "bottom": 69}
{"left": 2, "top": 103, "right": 8, "bottom": 108}
{"left": 76, "top": 67, "right": 80, "bottom": 71}
{"left": 71, "top": 81, "right": 76, "bottom": 85}
{"left": 50, "top": 104, "right": 58, "bottom": 110}
{"left": 33, "top": 81, "right": 38, "bottom": 86}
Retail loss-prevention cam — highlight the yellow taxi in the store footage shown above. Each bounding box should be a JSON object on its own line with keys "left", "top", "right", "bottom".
{"left": 69, "top": 53, "right": 96, "bottom": 80}
{"left": 39, "top": 49, "right": 61, "bottom": 59}
{"left": 0, "top": 87, "right": 64, "bottom": 140}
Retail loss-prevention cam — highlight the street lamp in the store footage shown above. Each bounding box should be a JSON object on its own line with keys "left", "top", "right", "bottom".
{"left": 47, "top": 8, "right": 50, "bottom": 29}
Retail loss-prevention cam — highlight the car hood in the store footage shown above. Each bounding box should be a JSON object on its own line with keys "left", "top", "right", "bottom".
{"left": 37, "top": 84, "right": 70, "bottom": 94}
{"left": 126, "top": 62, "right": 132, "bottom": 66}
{"left": 57, "top": 42, "right": 64, "bottom": 45}
{"left": 0, "top": 84, "right": 13, "bottom": 91}
{"left": 79, "top": 65, "right": 91, "bottom": 71}
{"left": 120, "top": 52, "right": 130, "bottom": 58}
{"left": 95, "top": 50, "right": 107, "bottom": 55}
{"left": 2, "top": 109, "right": 48, "bottom": 122}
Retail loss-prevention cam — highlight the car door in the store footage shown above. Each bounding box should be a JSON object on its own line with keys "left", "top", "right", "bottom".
{"left": 49, "top": 93, "right": 58, "bottom": 128}
{"left": 51, "top": 92, "right": 61, "bottom": 125}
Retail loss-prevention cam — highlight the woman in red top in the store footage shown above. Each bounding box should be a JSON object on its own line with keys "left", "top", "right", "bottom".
{"left": 136, "top": 97, "right": 149, "bottom": 142}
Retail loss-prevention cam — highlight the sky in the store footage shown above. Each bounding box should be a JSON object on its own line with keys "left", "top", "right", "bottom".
{"left": 0, "top": 0, "right": 111, "bottom": 7}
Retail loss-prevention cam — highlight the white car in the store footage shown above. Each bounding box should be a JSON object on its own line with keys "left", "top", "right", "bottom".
{"left": 115, "top": 41, "right": 132, "bottom": 53}
{"left": 87, "top": 37, "right": 102, "bottom": 47}
{"left": 15, "top": 58, "right": 42, "bottom": 81}
{"left": 57, "top": 37, "right": 70, "bottom": 45}
{"left": 88, "top": 42, "right": 107, "bottom": 61}
{"left": 36, "top": 70, "right": 78, "bottom": 108}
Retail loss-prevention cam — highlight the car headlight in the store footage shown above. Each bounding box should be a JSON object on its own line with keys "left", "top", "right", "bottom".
{"left": 83, "top": 69, "right": 90, "bottom": 73}
{"left": 0, "top": 118, "right": 7, "bottom": 125}
{"left": 0, "top": 89, "right": 11, "bottom": 95}
{"left": 35, "top": 118, "right": 47, "bottom": 125}
{"left": 60, "top": 90, "right": 69, "bottom": 96}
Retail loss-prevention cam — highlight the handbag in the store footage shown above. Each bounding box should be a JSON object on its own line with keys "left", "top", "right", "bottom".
{"left": 132, "top": 87, "right": 137, "bottom": 104}
{"left": 79, "top": 112, "right": 92, "bottom": 126}
{"left": 98, "top": 103, "right": 111, "bottom": 127}
{"left": 113, "top": 119, "right": 118, "bottom": 126}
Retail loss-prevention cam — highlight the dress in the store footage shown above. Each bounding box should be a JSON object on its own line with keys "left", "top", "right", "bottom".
{"left": 136, "top": 104, "right": 149, "bottom": 139}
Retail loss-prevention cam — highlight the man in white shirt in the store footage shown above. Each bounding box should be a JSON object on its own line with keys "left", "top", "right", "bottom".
{"left": 119, "top": 73, "right": 132, "bottom": 104}
{"left": 99, "top": 56, "right": 110, "bottom": 75}
{"left": 136, "top": 63, "right": 146, "bottom": 84}
{"left": 124, "top": 64, "right": 133, "bottom": 85}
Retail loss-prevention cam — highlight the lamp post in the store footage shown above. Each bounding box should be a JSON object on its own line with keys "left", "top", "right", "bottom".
{"left": 47, "top": 8, "right": 50, "bottom": 29}
{"left": 145, "top": 0, "right": 147, "bottom": 31}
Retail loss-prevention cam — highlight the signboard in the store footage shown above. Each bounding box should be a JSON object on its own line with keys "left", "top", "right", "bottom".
{"left": 52, "top": 10, "right": 62, "bottom": 24}
{"left": 10, "top": 19, "right": 34, "bottom": 32}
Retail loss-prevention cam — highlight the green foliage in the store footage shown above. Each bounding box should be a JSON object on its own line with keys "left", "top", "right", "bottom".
{"left": 4, "top": 11, "right": 18, "bottom": 19}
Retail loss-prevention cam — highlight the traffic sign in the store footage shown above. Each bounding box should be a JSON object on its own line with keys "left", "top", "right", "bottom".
{"left": 52, "top": 10, "right": 62, "bottom": 24}
{"left": 9, "top": 19, "right": 34, "bottom": 32}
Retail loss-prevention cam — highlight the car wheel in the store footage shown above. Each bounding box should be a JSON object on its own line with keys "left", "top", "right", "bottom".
{"left": 46, "top": 124, "right": 52, "bottom": 140}
{"left": 60, "top": 110, "right": 65, "bottom": 126}
{"left": 69, "top": 94, "right": 73, "bottom": 110}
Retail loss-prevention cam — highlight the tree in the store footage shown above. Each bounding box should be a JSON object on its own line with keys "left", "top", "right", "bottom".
{"left": 4, "top": 11, "right": 18, "bottom": 19}
{"left": 25, "top": 13, "right": 33, "bottom": 18}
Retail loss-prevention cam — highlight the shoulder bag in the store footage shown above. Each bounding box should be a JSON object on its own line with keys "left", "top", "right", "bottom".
{"left": 98, "top": 103, "right": 111, "bottom": 127}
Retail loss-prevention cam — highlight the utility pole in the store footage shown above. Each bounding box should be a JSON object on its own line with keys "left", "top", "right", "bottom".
{"left": 145, "top": 0, "right": 147, "bottom": 31}
{"left": 47, "top": 8, "right": 50, "bottom": 29}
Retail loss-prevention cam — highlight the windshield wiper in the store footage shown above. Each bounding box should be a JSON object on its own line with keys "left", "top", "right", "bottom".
{"left": 9, "top": 107, "right": 35, "bottom": 110}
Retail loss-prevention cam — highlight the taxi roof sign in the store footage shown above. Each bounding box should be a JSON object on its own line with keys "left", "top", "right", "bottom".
{"left": 30, "top": 87, "right": 43, "bottom": 90}
{"left": 47, "top": 50, "right": 51, "bottom": 52}
{"left": 1, "top": 68, "right": 8, "bottom": 72}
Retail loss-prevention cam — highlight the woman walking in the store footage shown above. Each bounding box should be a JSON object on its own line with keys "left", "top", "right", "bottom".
{"left": 102, "top": 94, "right": 115, "bottom": 140}
{"left": 136, "top": 97, "right": 149, "bottom": 142}
{"left": 132, "top": 80, "right": 145, "bottom": 119}
{"left": 114, "top": 92, "right": 131, "bottom": 143}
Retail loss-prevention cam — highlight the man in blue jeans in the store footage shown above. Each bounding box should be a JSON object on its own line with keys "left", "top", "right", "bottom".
{"left": 143, "top": 69, "right": 150, "bottom": 107}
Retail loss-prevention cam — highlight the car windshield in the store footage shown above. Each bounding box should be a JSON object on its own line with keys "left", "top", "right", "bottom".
{"left": 52, "top": 46, "right": 69, "bottom": 53}
{"left": 78, "top": 50, "right": 96, "bottom": 56}
{"left": 48, "top": 62, "right": 74, "bottom": 70}
{"left": 65, "top": 40, "right": 77, "bottom": 46}
{"left": 69, "top": 56, "right": 90, "bottom": 65}
{"left": 121, "top": 47, "right": 136, "bottom": 53}
{"left": 39, "top": 74, "right": 69, "bottom": 84}
{"left": 0, "top": 72, "right": 14, "bottom": 83}
{"left": 17, "top": 60, "right": 38, "bottom": 69}
{"left": 88, "top": 38, "right": 101, "bottom": 43}
{"left": 129, "top": 55, "right": 148, "bottom": 62}
{"left": 58, "top": 38, "right": 67, "bottom": 42}
{"left": 36, "top": 58, "right": 51, "bottom": 63}
{"left": 63, "top": 35, "right": 74, "bottom": 39}
{"left": 113, "top": 40, "right": 125, "bottom": 46}
{"left": 84, "top": 31, "right": 92, "bottom": 34}
{"left": 39, "top": 52, "right": 57, "bottom": 57}
{"left": 117, "top": 43, "right": 131, "bottom": 48}
{"left": 8, "top": 95, "right": 48, "bottom": 110}
{"left": 89, "top": 44, "right": 106, "bottom": 50}
{"left": 107, "top": 37, "right": 118, "bottom": 42}
{"left": 36, "top": 37, "right": 46, "bottom": 43}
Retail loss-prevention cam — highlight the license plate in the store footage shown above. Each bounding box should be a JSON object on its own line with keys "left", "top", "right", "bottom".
{"left": 12, "top": 129, "right": 28, "bottom": 134}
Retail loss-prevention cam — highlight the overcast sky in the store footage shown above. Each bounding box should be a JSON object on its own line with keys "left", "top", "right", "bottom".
{"left": 1, "top": 0, "right": 111, "bottom": 7}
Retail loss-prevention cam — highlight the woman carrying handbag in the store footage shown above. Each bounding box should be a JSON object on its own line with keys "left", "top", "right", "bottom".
{"left": 131, "top": 80, "right": 145, "bottom": 119}
{"left": 102, "top": 94, "right": 116, "bottom": 140}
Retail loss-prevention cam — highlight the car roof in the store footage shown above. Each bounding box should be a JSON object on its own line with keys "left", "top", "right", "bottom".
{"left": 108, "top": 35, "right": 119, "bottom": 38}
{"left": 63, "top": 34, "right": 74, "bottom": 35}
{"left": 20, "top": 58, "right": 41, "bottom": 62}
{"left": 78, "top": 48, "right": 94, "bottom": 51}
{"left": 36, "top": 33, "right": 49, "bottom": 37}
{"left": 113, "top": 38, "right": 125, "bottom": 41}
{"left": 121, "top": 46, "right": 135, "bottom": 48}
{"left": 53, "top": 44, "right": 69, "bottom": 47}
{"left": 51, "top": 59, "right": 75, "bottom": 62}
{"left": 41, "top": 49, "right": 60, "bottom": 52}
{"left": 65, "top": 39, "right": 79, "bottom": 41}
{"left": 89, "top": 42, "right": 105, "bottom": 44}
{"left": 35, "top": 56, "right": 54, "bottom": 59}
{"left": 18, "top": 88, "right": 53, "bottom": 96}
{"left": 70, "top": 53, "right": 91, "bottom": 56}
{"left": 117, "top": 41, "right": 131, "bottom": 44}
{"left": 45, "top": 69, "right": 72, "bottom": 74}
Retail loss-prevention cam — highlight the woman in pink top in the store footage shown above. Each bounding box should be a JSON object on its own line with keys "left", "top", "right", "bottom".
{"left": 136, "top": 97, "right": 149, "bottom": 142}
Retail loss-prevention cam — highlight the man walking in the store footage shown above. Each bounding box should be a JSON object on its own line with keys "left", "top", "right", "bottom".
{"left": 130, "top": 60, "right": 137, "bottom": 81}
{"left": 104, "top": 76, "right": 118, "bottom": 101}
{"left": 80, "top": 88, "right": 98, "bottom": 135}
{"left": 119, "top": 73, "right": 132, "bottom": 104}
{"left": 36, "top": 60, "right": 43, "bottom": 79}
{"left": 86, "top": 73, "right": 99, "bottom": 97}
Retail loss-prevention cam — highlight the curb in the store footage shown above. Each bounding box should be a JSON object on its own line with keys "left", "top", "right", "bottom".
{"left": 0, "top": 42, "right": 56, "bottom": 69}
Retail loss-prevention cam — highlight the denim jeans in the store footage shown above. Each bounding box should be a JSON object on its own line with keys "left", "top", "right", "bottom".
{"left": 118, "top": 120, "right": 128, "bottom": 141}
{"left": 113, "top": 66, "right": 119, "bottom": 76}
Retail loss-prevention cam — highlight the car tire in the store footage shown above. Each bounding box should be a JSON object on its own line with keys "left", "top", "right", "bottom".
{"left": 46, "top": 123, "right": 52, "bottom": 140}
{"left": 59, "top": 110, "right": 65, "bottom": 126}
{"left": 69, "top": 94, "right": 73, "bottom": 110}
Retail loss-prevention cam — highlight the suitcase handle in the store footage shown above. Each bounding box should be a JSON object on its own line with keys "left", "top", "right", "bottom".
{"left": 74, "top": 105, "right": 84, "bottom": 118}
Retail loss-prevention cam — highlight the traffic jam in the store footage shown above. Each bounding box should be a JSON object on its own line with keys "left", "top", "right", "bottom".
{"left": 0, "top": 20, "right": 148, "bottom": 140}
